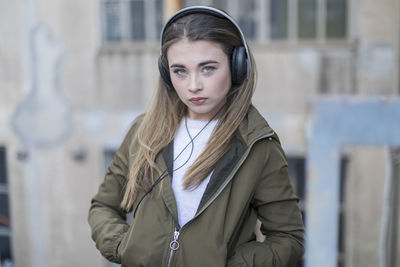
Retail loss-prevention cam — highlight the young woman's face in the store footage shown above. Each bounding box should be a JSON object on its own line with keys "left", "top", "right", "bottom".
{"left": 167, "top": 39, "right": 231, "bottom": 120}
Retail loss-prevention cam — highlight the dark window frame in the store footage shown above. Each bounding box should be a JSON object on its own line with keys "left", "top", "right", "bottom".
{"left": 0, "top": 147, "right": 13, "bottom": 265}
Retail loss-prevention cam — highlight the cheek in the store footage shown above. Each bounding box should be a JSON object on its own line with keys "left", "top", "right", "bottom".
{"left": 170, "top": 76, "right": 179, "bottom": 90}
{"left": 213, "top": 71, "right": 231, "bottom": 97}
{"left": 172, "top": 82, "right": 187, "bottom": 100}
{"left": 170, "top": 78, "right": 183, "bottom": 93}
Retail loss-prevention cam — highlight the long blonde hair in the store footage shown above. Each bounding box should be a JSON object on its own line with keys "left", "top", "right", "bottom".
{"left": 121, "top": 12, "right": 257, "bottom": 211}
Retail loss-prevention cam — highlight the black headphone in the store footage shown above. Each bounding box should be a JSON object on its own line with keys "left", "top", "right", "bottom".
{"left": 158, "top": 6, "right": 251, "bottom": 91}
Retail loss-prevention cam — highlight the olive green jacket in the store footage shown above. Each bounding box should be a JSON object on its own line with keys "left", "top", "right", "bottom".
{"left": 88, "top": 106, "right": 304, "bottom": 267}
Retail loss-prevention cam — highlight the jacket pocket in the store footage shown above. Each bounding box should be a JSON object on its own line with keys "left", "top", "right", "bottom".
{"left": 117, "top": 224, "right": 133, "bottom": 264}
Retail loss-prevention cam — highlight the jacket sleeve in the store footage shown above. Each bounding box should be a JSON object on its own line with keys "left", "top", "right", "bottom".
{"left": 228, "top": 138, "right": 305, "bottom": 267}
{"left": 88, "top": 118, "right": 141, "bottom": 263}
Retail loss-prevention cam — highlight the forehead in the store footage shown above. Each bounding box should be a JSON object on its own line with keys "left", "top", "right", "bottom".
{"left": 166, "top": 39, "right": 227, "bottom": 64}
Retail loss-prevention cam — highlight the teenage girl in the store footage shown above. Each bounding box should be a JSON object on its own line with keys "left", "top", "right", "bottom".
{"left": 89, "top": 6, "right": 304, "bottom": 267}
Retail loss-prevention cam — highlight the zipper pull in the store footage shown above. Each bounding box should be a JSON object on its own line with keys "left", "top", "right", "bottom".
{"left": 169, "top": 229, "right": 180, "bottom": 251}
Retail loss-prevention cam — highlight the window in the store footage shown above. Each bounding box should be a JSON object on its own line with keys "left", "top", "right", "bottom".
{"left": 269, "top": 0, "right": 348, "bottom": 41}
{"left": 326, "top": 0, "right": 347, "bottom": 39}
{"left": 100, "top": 0, "right": 163, "bottom": 43}
{"left": 102, "top": 0, "right": 348, "bottom": 44}
{"left": 298, "top": 0, "right": 317, "bottom": 39}
{"left": 183, "top": 0, "right": 348, "bottom": 43}
{"left": 237, "top": 0, "right": 257, "bottom": 39}
{"left": 0, "top": 147, "right": 12, "bottom": 266}
{"left": 103, "top": 1, "right": 122, "bottom": 41}
{"left": 270, "top": 0, "right": 289, "bottom": 39}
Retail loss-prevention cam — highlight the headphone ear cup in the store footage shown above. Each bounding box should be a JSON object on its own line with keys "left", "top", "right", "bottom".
{"left": 231, "top": 46, "right": 247, "bottom": 85}
{"left": 158, "top": 56, "right": 173, "bottom": 91}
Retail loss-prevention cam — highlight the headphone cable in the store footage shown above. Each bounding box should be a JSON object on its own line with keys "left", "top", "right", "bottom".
{"left": 132, "top": 113, "right": 218, "bottom": 218}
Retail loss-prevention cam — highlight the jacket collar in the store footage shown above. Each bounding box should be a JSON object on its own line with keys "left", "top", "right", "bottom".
{"left": 159, "top": 105, "right": 275, "bottom": 224}
{"left": 238, "top": 105, "right": 275, "bottom": 146}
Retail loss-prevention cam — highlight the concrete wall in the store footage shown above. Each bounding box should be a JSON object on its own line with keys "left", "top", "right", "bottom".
{"left": 0, "top": 0, "right": 398, "bottom": 266}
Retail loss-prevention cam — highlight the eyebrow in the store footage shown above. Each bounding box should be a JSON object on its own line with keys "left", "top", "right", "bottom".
{"left": 199, "top": 60, "right": 219, "bottom": 67}
{"left": 170, "top": 63, "right": 185, "bottom": 68}
{"left": 170, "top": 60, "right": 220, "bottom": 69}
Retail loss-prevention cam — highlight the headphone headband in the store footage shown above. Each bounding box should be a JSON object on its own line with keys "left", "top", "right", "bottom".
{"left": 159, "top": 6, "right": 251, "bottom": 80}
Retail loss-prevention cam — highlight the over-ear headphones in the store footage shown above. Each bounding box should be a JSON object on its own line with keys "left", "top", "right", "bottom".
{"left": 158, "top": 6, "right": 251, "bottom": 91}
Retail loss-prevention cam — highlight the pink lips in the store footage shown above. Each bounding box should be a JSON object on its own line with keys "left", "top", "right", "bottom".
{"left": 189, "top": 97, "right": 207, "bottom": 105}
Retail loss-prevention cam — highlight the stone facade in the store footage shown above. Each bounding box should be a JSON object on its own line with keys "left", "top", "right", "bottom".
{"left": 0, "top": 0, "right": 398, "bottom": 266}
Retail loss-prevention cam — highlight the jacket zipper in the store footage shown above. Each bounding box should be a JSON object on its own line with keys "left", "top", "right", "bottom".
{"left": 166, "top": 227, "right": 180, "bottom": 267}
{"left": 165, "top": 131, "right": 274, "bottom": 266}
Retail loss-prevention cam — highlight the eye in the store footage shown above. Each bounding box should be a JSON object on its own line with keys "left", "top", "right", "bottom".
{"left": 172, "top": 68, "right": 187, "bottom": 77}
{"left": 202, "top": 65, "right": 216, "bottom": 74}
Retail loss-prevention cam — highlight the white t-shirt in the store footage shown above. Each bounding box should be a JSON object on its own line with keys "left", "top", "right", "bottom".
{"left": 172, "top": 117, "right": 218, "bottom": 227}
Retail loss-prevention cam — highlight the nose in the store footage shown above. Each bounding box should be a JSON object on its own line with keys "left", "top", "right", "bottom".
{"left": 188, "top": 73, "right": 202, "bottom": 93}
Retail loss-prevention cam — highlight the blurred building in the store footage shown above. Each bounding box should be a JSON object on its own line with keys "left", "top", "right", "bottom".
{"left": 0, "top": 0, "right": 399, "bottom": 266}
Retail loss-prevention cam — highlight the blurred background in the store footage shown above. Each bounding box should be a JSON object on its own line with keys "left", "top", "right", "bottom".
{"left": 0, "top": 0, "right": 399, "bottom": 266}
